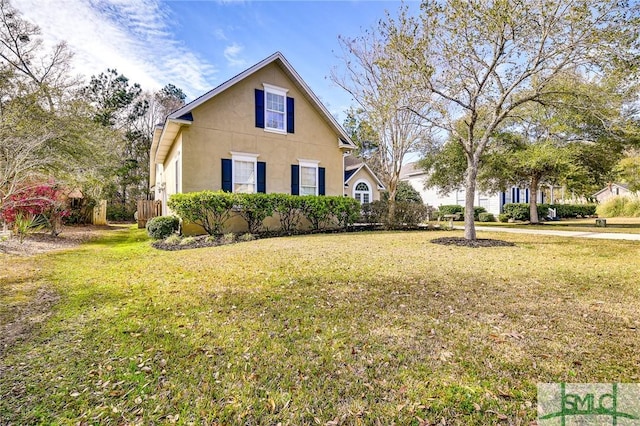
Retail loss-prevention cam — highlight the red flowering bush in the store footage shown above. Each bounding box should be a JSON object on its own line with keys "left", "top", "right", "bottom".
{"left": 0, "top": 182, "right": 69, "bottom": 236}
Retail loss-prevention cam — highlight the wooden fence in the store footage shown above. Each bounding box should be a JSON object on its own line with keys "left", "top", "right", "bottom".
{"left": 137, "top": 199, "right": 162, "bottom": 228}
{"left": 92, "top": 200, "right": 107, "bottom": 225}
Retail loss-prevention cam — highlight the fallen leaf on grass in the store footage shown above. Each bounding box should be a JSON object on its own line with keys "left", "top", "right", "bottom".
{"left": 439, "top": 351, "right": 453, "bottom": 361}
{"left": 486, "top": 410, "right": 508, "bottom": 420}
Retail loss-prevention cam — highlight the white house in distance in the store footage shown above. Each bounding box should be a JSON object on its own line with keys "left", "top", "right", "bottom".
{"left": 399, "top": 161, "right": 545, "bottom": 215}
{"left": 592, "top": 183, "right": 633, "bottom": 204}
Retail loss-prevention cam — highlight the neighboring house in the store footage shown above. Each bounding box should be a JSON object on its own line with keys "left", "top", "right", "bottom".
{"left": 593, "top": 183, "right": 633, "bottom": 203}
{"left": 344, "top": 156, "right": 385, "bottom": 204}
{"left": 150, "top": 52, "right": 385, "bottom": 232}
{"left": 399, "top": 161, "right": 546, "bottom": 215}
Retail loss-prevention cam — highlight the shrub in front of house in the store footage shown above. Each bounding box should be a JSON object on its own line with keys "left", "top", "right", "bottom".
{"left": 464, "top": 206, "right": 487, "bottom": 221}
{"left": 328, "top": 196, "right": 361, "bottom": 229}
{"left": 438, "top": 205, "right": 464, "bottom": 219}
{"left": 146, "top": 215, "right": 180, "bottom": 240}
{"left": 392, "top": 201, "right": 430, "bottom": 228}
{"left": 478, "top": 212, "right": 495, "bottom": 222}
{"left": 359, "top": 199, "right": 428, "bottom": 228}
{"left": 498, "top": 213, "right": 510, "bottom": 223}
{"left": 300, "top": 196, "right": 333, "bottom": 230}
{"left": 551, "top": 203, "right": 597, "bottom": 218}
{"left": 502, "top": 203, "right": 550, "bottom": 221}
{"left": 271, "top": 193, "right": 304, "bottom": 234}
{"left": 168, "top": 191, "right": 235, "bottom": 235}
{"left": 234, "top": 193, "right": 275, "bottom": 234}
{"left": 167, "top": 192, "right": 361, "bottom": 235}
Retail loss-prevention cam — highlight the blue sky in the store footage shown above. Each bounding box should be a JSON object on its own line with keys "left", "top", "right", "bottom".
{"left": 12, "top": 0, "right": 419, "bottom": 121}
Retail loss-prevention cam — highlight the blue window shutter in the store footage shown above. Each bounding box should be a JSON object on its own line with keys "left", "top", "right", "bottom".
{"left": 318, "top": 167, "right": 325, "bottom": 195}
{"left": 222, "top": 159, "right": 232, "bottom": 192}
{"left": 286, "top": 97, "right": 294, "bottom": 133}
{"left": 257, "top": 161, "right": 266, "bottom": 193}
{"left": 525, "top": 188, "right": 530, "bottom": 203}
{"left": 255, "top": 89, "right": 264, "bottom": 128}
{"left": 291, "top": 165, "right": 299, "bottom": 195}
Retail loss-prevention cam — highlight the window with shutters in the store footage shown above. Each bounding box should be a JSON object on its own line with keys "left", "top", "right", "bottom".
{"left": 263, "top": 84, "right": 287, "bottom": 133}
{"left": 299, "top": 160, "right": 319, "bottom": 196}
{"left": 353, "top": 180, "right": 371, "bottom": 204}
{"left": 232, "top": 153, "right": 258, "bottom": 194}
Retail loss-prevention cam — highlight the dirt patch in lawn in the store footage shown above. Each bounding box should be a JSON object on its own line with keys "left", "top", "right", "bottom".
{"left": 431, "top": 236, "right": 516, "bottom": 248}
{"left": 0, "top": 286, "right": 59, "bottom": 358}
{"left": 0, "top": 224, "right": 126, "bottom": 256}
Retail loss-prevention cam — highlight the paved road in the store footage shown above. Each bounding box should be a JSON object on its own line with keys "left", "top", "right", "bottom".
{"left": 453, "top": 225, "right": 640, "bottom": 241}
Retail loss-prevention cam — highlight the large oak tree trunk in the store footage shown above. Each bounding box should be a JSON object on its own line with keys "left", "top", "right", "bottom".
{"left": 529, "top": 177, "right": 539, "bottom": 224}
{"left": 463, "top": 158, "right": 479, "bottom": 240}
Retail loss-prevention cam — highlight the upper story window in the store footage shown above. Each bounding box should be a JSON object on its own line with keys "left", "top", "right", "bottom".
{"left": 255, "top": 85, "right": 294, "bottom": 134}
{"left": 263, "top": 84, "right": 288, "bottom": 133}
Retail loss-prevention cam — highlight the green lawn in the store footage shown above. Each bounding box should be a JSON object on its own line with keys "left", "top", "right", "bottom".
{"left": 2, "top": 227, "right": 640, "bottom": 425}
{"left": 476, "top": 217, "right": 640, "bottom": 234}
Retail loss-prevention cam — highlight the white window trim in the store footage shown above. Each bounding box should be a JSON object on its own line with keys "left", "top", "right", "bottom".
{"left": 263, "top": 83, "right": 288, "bottom": 134}
{"left": 231, "top": 152, "right": 259, "bottom": 194}
{"left": 353, "top": 179, "right": 372, "bottom": 204}
{"left": 298, "top": 159, "right": 319, "bottom": 196}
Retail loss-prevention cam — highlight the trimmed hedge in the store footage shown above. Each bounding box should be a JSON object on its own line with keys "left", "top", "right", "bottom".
{"left": 438, "top": 205, "right": 486, "bottom": 220}
{"left": 168, "top": 191, "right": 235, "bottom": 235}
{"left": 478, "top": 212, "right": 495, "bottom": 222}
{"left": 502, "top": 203, "right": 550, "bottom": 221}
{"left": 552, "top": 203, "right": 597, "bottom": 218}
{"left": 146, "top": 216, "right": 180, "bottom": 240}
{"left": 359, "top": 200, "right": 429, "bottom": 228}
{"left": 466, "top": 206, "right": 487, "bottom": 221}
{"left": 168, "top": 191, "right": 361, "bottom": 235}
{"left": 502, "top": 203, "right": 596, "bottom": 221}
{"left": 234, "top": 193, "right": 274, "bottom": 234}
{"left": 438, "top": 205, "right": 463, "bottom": 217}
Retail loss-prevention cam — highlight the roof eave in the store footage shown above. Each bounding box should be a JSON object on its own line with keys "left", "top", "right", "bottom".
{"left": 167, "top": 51, "right": 357, "bottom": 148}
{"left": 154, "top": 119, "right": 192, "bottom": 166}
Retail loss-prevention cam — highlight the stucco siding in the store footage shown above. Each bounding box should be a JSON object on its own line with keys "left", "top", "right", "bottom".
{"left": 347, "top": 167, "right": 382, "bottom": 201}
{"left": 178, "top": 62, "right": 343, "bottom": 196}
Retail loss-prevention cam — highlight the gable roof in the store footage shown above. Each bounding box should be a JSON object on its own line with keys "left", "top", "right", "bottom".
{"left": 399, "top": 161, "right": 426, "bottom": 179}
{"left": 151, "top": 52, "right": 356, "bottom": 167}
{"left": 592, "top": 182, "right": 632, "bottom": 197}
{"left": 344, "top": 159, "right": 386, "bottom": 190}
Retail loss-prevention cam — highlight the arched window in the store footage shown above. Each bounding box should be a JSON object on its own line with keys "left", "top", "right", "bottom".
{"left": 353, "top": 180, "right": 371, "bottom": 204}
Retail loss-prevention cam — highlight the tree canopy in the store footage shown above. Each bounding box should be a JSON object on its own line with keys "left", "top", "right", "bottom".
{"left": 382, "top": 0, "right": 640, "bottom": 238}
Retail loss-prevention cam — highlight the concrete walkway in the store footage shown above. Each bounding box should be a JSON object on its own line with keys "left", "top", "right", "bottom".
{"left": 453, "top": 225, "right": 640, "bottom": 241}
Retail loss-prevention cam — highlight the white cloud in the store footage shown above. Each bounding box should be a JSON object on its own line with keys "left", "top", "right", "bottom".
{"left": 223, "top": 42, "right": 247, "bottom": 68}
{"left": 213, "top": 28, "right": 228, "bottom": 41}
{"left": 11, "top": 0, "right": 217, "bottom": 99}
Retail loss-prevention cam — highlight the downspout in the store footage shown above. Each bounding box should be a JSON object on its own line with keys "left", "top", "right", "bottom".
{"left": 343, "top": 151, "right": 351, "bottom": 197}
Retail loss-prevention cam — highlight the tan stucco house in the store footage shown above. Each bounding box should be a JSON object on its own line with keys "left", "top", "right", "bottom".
{"left": 149, "top": 52, "right": 382, "bottom": 231}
